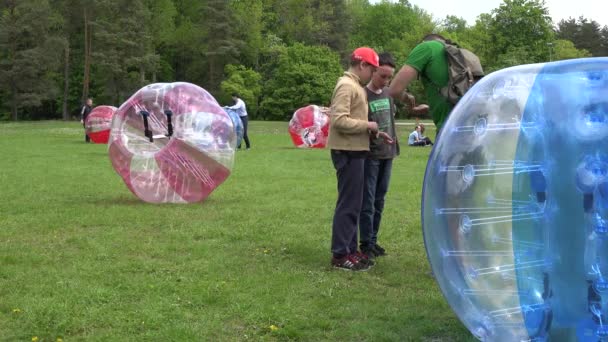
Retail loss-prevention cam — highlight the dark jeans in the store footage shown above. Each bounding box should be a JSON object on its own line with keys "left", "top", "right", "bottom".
{"left": 239, "top": 116, "right": 250, "bottom": 149}
{"left": 359, "top": 158, "right": 393, "bottom": 249}
{"left": 331, "top": 150, "right": 366, "bottom": 258}
{"left": 83, "top": 122, "right": 90, "bottom": 142}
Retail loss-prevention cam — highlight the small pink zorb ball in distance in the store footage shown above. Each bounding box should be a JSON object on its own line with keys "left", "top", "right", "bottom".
{"left": 85, "top": 106, "right": 116, "bottom": 144}
{"left": 108, "top": 82, "right": 236, "bottom": 203}
{"left": 288, "top": 105, "right": 330, "bottom": 148}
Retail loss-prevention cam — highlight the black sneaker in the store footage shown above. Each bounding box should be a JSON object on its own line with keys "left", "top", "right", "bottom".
{"left": 360, "top": 246, "right": 377, "bottom": 258}
{"left": 353, "top": 251, "right": 375, "bottom": 268}
{"left": 331, "top": 255, "right": 369, "bottom": 271}
{"left": 372, "top": 244, "right": 386, "bottom": 256}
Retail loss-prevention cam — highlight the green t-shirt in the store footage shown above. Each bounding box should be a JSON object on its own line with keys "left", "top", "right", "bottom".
{"left": 406, "top": 40, "right": 453, "bottom": 130}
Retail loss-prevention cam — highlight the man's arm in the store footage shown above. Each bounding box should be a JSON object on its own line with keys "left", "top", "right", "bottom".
{"left": 388, "top": 65, "right": 418, "bottom": 104}
{"left": 225, "top": 101, "right": 242, "bottom": 110}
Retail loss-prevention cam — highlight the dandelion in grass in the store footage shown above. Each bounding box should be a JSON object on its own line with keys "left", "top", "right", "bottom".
{"left": 269, "top": 324, "right": 279, "bottom": 332}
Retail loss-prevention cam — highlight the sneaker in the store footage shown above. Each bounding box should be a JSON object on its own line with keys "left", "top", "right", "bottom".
{"left": 372, "top": 244, "right": 386, "bottom": 256}
{"left": 360, "top": 246, "right": 377, "bottom": 258}
{"left": 353, "top": 251, "right": 375, "bottom": 268}
{"left": 331, "top": 255, "right": 369, "bottom": 271}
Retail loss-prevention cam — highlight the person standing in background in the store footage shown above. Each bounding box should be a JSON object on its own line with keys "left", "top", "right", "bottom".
{"left": 226, "top": 93, "right": 251, "bottom": 150}
{"left": 80, "top": 98, "right": 93, "bottom": 143}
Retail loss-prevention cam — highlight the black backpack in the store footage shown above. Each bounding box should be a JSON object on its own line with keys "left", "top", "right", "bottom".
{"left": 438, "top": 41, "right": 484, "bottom": 105}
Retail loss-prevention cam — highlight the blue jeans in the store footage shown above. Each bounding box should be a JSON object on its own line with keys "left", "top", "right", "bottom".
{"left": 359, "top": 158, "right": 393, "bottom": 249}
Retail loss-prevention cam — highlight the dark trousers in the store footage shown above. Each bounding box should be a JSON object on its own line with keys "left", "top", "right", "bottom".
{"left": 331, "top": 150, "right": 366, "bottom": 258}
{"left": 359, "top": 158, "right": 393, "bottom": 249}
{"left": 83, "top": 122, "right": 90, "bottom": 142}
{"left": 239, "top": 116, "right": 250, "bottom": 149}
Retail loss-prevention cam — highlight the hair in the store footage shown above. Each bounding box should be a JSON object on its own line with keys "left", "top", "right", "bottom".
{"left": 378, "top": 52, "right": 395, "bottom": 68}
{"left": 231, "top": 92, "right": 239, "bottom": 98}
{"left": 422, "top": 33, "right": 446, "bottom": 42}
{"left": 422, "top": 33, "right": 455, "bottom": 46}
{"left": 349, "top": 59, "right": 363, "bottom": 67}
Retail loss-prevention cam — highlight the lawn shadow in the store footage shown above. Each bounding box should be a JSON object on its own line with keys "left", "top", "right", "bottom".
{"left": 82, "top": 194, "right": 222, "bottom": 208}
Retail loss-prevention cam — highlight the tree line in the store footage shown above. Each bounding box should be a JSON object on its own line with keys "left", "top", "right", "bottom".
{"left": 0, "top": 0, "right": 606, "bottom": 121}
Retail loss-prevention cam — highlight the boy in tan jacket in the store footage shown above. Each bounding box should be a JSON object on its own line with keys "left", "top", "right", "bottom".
{"left": 329, "top": 47, "right": 392, "bottom": 271}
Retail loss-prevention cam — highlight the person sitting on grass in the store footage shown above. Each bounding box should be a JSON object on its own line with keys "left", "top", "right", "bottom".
{"left": 418, "top": 123, "right": 433, "bottom": 146}
{"left": 408, "top": 125, "right": 432, "bottom": 146}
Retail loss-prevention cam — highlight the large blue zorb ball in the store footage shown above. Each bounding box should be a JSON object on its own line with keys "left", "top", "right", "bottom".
{"left": 422, "top": 58, "right": 608, "bottom": 341}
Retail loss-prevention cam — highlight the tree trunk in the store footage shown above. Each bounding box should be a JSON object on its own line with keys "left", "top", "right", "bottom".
{"left": 82, "top": 7, "right": 91, "bottom": 104}
{"left": 8, "top": 1, "right": 17, "bottom": 120}
{"left": 140, "top": 65, "right": 145, "bottom": 86}
{"left": 62, "top": 42, "right": 70, "bottom": 120}
{"left": 10, "top": 86, "right": 17, "bottom": 121}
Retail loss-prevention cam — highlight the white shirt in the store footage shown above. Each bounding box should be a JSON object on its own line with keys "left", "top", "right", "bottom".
{"left": 227, "top": 98, "right": 248, "bottom": 117}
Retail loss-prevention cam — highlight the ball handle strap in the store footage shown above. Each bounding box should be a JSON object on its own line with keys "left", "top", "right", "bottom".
{"left": 140, "top": 110, "right": 153, "bottom": 142}
{"left": 164, "top": 110, "right": 173, "bottom": 138}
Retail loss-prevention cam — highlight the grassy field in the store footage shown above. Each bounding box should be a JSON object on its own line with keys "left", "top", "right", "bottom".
{"left": 0, "top": 121, "right": 473, "bottom": 341}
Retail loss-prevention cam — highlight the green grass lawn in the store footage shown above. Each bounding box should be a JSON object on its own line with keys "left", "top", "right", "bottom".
{"left": 0, "top": 121, "right": 473, "bottom": 341}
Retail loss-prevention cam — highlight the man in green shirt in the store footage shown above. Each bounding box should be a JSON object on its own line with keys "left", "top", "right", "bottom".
{"left": 389, "top": 34, "right": 452, "bottom": 132}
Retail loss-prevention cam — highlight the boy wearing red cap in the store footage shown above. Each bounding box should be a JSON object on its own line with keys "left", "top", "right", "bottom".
{"left": 328, "top": 47, "right": 391, "bottom": 271}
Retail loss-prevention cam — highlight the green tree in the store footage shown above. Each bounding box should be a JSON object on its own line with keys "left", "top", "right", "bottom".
{"left": 144, "top": 0, "right": 178, "bottom": 82}
{"left": 488, "top": 0, "right": 554, "bottom": 65}
{"left": 556, "top": 17, "right": 607, "bottom": 56}
{"left": 220, "top": 65, "right": 262, "bottom": 117}
{"left": 92, "top": 0, "right": 159, "bottom": 104}
{"left": 0, "top": 0, "right": 63, "bottom": 120}
{"left": 259, "top": 43, "right": 342, "bottom": 121}
{"left": 265, "top": 0, "right": 352, "bottom": 57}
{"left": 552, "top": 39, "right": 592, "bottom": 60}
{"left": 349, "top": 0, "right": 434, "bottom": 63}
{"left": 442, "top": 15, "right": 467, "bottom": 33}
{"left": 202, "top": 0, "right": 242, "bottom": 94}
{"left": 229, "top": 0, "right": 264, "bottom": 68}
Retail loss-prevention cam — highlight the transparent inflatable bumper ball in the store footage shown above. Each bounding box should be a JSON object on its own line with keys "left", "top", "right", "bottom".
{"left": 108, "top": 82, "right": 236, "bottom": 203}
{"left": 85, "top": 106, "right": 117, "bottom": 144}
{"left": 289, "top": 105, "right": 329, "bottom": 148}
{"left": 422, "top": 58, "right": 608, "bottom": 341}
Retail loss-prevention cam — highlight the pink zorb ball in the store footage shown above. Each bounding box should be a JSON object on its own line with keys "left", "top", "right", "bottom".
{"left": 108, "top": 82, "right": 236, "bottom": 203}
{"left": 288, "top": 105, "right": 330, "bottom": 148}
{"left": 85, "top": 105, "right": 116, "bottom": 144}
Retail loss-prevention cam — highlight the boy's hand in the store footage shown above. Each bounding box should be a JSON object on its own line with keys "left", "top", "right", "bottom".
{"left": 367, "top": 121, "right": 379, "bottom": 134}
{"left": 412, "top": 104, "right": 429, "bottom": 115}
{"left": 377, "top": 131, "right": 394, "bottom": 144}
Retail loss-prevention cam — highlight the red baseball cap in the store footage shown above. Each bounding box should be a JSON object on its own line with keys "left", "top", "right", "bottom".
{"left": 351, "top": 47, "right": 379, "bottom": 67}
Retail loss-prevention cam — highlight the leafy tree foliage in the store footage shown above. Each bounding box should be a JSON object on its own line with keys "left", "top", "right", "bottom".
{"left": 556, "top": 17, "right": 608, "bottom": 56}
{"left": 259, "top": 43, "right": 342, "bottom": 121}
{"left": 0, "top": 0, "right": 62, "bottom": 120}
{"left": 220, "top": 65, "right": 262, "bottom": 115}
{"left": 1, "top": 0, "right": 606, "bottom": 120}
